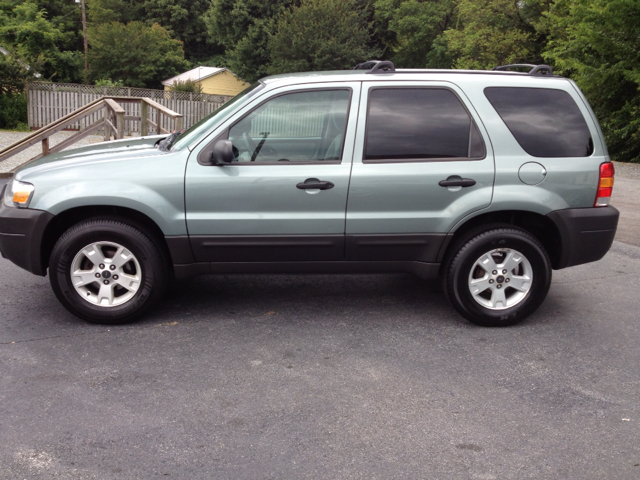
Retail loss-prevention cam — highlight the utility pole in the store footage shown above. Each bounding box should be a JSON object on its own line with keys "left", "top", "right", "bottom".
{"left": 75, "top": 0, "right": 88, "bottom": 74}
{"left": 81, "top": 0, "right": 88, "bottom": 73}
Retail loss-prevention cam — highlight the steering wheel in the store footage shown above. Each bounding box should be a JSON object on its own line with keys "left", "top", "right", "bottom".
{"left": 242, "top": 131, "right": 279, "bottom": 161}
{"left": 242, "top": 132, "right": 257, "bottom": 155}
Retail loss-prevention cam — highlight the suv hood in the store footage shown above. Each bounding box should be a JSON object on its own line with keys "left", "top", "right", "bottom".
{"left": 15, "top": 136, "right": 166, "bottom": 178}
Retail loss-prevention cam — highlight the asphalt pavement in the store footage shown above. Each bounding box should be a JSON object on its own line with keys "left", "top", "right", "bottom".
{"left": 0, "top": 162, "right": 639, "bottom": 479}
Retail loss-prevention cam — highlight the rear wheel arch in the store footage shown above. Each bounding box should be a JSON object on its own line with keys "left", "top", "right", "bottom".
{"left": 442, "top": 210, "right": 563, "bottom": 270}
{"left": 41, "top": 206, "right": 174, "bottom": 276}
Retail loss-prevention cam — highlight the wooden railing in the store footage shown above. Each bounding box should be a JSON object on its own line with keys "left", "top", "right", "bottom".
{"left": 27, "top": 81, "right": 230, "bottom": 131}
{"left": 0, "top": 96, "right": 183, "bottom": 178}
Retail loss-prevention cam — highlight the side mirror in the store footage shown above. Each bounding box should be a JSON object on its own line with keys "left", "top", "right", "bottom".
{"left": 211, "top": 139, "right": 234, "bottom": 165}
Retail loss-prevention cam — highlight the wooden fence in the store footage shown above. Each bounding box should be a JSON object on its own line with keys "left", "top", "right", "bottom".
{"left": 27, "top": 82, "right": 233, "bottom": 134}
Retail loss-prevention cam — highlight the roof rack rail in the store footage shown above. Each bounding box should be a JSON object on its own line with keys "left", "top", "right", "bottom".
{"left": 353, "top": 60, "right": 396, "bottom": 74}
{"left": 492, "top": 64, "right": 553, "bottom": 75}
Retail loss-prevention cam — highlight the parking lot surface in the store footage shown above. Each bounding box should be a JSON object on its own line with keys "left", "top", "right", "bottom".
{"left": 1, "top": 155, "right": 639, "bottom": 478}
{"left": 1, "top": 238, "right": 640, "bottom": 479}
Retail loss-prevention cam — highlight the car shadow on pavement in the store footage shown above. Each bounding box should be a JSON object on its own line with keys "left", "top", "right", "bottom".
{"left": 145, "top": 273, "right": 459, "bottom": 328}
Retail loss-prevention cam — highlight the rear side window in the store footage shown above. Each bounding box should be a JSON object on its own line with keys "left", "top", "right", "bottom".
{"left": 484, "top": 87, "right": 593, "bottom": 157}
{"left": 364, "top": 88, "right": 485, "bottom": 162}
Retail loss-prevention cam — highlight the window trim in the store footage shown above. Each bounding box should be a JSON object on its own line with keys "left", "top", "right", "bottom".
{"left": 483, "top": 86, "right": 594, "bottom": 158}
{"left": 362, "top": 86, "right": 487, "bottom": 164}
{"left": 199, "top": 87, "right": 354, "bottom": 166}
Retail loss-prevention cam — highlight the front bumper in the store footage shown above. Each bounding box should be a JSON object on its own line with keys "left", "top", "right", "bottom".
{"left": 0, "top": 190, "right": 54, "bottom": 276}
{"left": 547, "top": 206, "right": 619, "bottom": 269}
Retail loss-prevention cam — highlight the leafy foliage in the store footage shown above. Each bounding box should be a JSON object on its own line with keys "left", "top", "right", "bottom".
{"left": 87, "top": 21, "right": 188, "bottom": 89}
{"left": 268, "top": 0, "right": 379, "bottom": 75}
{"left": 0, "top": 49, "right": 34, "bottom": 128}
{"left": 541, "top": 0, "right": 640, "bottom": 163}
{"left": 94, "top": 78, "right": 124, "bottom": 87}
{"left": 0, "top": 47, "right": 36, "bottom": 94}
{"left": 87, "top": 0, "right": 212, "bottom": 61}
{"left": 0, "top": 0, "right": 83, "bottom": 82}
{"left": 444, "top": 0, "right": 547, "bottom": 70}
{"left": 375, "top": 0, "right": 455, "bottom": 68}
{"left": 168, "top": 79, "right": 203, "bottom": 93}
{"left": 205, "top": 0, "right": 297, "bottom": 83}
{"left": 0, "top": 0, "right": 638, "bottom": 161}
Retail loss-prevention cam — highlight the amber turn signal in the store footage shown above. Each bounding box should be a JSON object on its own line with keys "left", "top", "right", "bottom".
{"left": 13, "top": 192, "right": 32, "bottom": 204}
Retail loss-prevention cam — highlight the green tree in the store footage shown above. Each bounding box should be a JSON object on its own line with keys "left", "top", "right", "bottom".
{"left": 140, "top": 0, "right": 211, "bottom": 61}
{"left": 87, "top": 21, "right": 188, "bottom": 88}
{"left": 541, "top": 0, "right": 640, "bottom": 163}
{"left": 87, "top": 0, "right": 212, "bottom": 61}
{"left": 0, "top": 0, "right": 84, "bottom": 82}
{"left": 374, "top": 0, "right": 456, "bottom": 68}
{"left": 444, "top": 0, "right": 548, "bottom": 70}
{"left": 268, "top": 0, "right": 379, "bottom": 75}
{"left": 204, "top": 0, "right": 297, "bottom": 83}
{"left": 86, "top": 0, "right": 140, "bottom": 25}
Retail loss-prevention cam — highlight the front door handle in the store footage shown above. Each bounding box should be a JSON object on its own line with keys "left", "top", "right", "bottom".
{"left": 439, "top": 175, "right": 476, "bottom": 187}
{"left": 296, "top": 178, "right": 335, "bottom": 190}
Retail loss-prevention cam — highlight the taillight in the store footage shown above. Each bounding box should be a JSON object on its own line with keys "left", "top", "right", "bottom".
{"left": 594, "top": 162, "right": 614, "bottom": 207}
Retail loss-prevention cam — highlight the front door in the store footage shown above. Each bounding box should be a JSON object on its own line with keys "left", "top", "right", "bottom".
{"left": 345, "top": 81, "right": 495, "bottom": 262}
{"left": 185, "top": 83, "right": 361, "bottom": 262}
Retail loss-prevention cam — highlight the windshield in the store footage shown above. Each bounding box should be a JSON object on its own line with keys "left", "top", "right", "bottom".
{"left": 171, "top": 82, "right": 265, "bottom": 151}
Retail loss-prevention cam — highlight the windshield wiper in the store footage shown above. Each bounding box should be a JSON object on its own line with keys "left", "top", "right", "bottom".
{"left": 157, "top": 129, "right": 184, "bottom": 152}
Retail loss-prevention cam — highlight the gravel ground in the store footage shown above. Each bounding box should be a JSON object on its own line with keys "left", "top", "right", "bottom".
{"left": 613, "top": 160, "right": 640, "bottom": 179}
{"left": 0, "top": 131, "right": 104, "bottom": 173}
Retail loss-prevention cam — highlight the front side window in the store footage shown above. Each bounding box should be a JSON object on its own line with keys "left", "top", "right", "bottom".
{"left": 484, "top": 87, "right": 593, "bottom": 157}
{"left": 364, "top": 88, "right": 485, "bottom": 162}
{"left": 172, "top": 82, "right": 265, "bottom": 151}
{"left": 228, "top": 89, "right": 351, "bottom": 163}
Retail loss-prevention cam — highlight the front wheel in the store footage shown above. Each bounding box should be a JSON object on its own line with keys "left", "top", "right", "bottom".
{"left": 443, "top": 227, "right": 552, "bottom": 327}
{"left": 49, "top": 219, "right": 168, "bottom": 324}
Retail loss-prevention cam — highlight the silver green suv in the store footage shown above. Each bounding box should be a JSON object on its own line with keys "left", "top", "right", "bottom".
{"left": 0, "top": 61, "right": 619, "bottom": 326}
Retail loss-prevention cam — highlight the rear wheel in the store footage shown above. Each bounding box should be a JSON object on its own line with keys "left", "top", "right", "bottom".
{"left": 49, "top": 219, "right": 167, "bottom": 324}
{"left": 443, "top": 227, "right": 552, "bottom": 327}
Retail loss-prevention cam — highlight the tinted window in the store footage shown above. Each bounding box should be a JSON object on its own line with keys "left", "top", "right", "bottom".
{"left": 364, "top": 88, "right": 485, "bottom": 161}
{"left": 484, "top": 87, "right": 593, "bottom": 157}
{"left": 229, "top": 89, "right": 350, "bottom": 163}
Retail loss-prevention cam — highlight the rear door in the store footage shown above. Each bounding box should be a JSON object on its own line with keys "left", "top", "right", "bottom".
{"left": 345, "top": 81, "right": 495, "bottom": 262}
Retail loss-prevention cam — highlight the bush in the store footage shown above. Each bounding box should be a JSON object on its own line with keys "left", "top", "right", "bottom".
{"left": 0, "top": 48, "right": 34, "bottom": 129}
{"left": 95, "top": 78, "right": 125, "bottom": 87}
{"left": 168, "top": 79, "right": 203, "bottom": 93}
{"left": 0, "top": 92, "right": 28, "bottom": 130}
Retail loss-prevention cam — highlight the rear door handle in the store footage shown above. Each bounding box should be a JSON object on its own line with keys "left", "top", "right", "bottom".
{"left": 297, "top": 178, "right": 335, "bottom": 190}
{"left": 439, "top": 175, "right": 476, "bottom": 188}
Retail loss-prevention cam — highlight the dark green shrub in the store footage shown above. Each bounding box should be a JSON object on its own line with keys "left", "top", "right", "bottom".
{"left": 0, "top": 51, "right": 32, "bottom": 130}
{"left": 168, "top": 79, "right": 203, "bottom": 93}
{"left": 0, "top": 92, "right": 28, "bottom": 130}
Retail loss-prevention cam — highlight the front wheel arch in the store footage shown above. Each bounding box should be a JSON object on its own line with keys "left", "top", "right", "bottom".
{"left": 41, "top": 206, "right": 174, "bottom": 277}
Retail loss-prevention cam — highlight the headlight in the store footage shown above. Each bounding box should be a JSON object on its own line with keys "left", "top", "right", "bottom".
{"left": 3, "top": 180, "right": 35, "bottom": 208}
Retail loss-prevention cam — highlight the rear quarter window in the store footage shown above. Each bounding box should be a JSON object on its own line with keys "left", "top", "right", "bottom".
{"left": 484, "top": 87, "right": 593, "bottom": 157}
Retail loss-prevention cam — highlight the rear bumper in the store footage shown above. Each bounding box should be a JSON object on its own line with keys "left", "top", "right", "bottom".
{"left": 547, "top": 206, "right": 619, "bottom": 269}
{"left": 0, "top": 199, "right": 53, "bottom": 276}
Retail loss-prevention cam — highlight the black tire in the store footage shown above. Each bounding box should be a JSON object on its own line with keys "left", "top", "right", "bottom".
{"left": 49, "top": 219, "right": 168, "bottom": 324}
{"left": 443, "top": 226, "right": 552, "bottom": 327}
